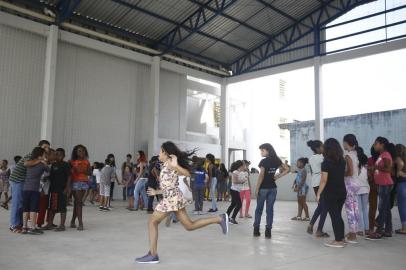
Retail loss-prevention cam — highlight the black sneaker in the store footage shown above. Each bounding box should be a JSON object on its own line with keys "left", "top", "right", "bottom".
{"left": 208, "top": 209, "right": 215, "bottom": 213}
{"left": 253, "top": 227, "right": 260, "bottom": 237}
{"left": 229, "top": 218, "right": 238, "bottom": 225}
{"left": 265, "top": 228, "right": 272, "bottom": 239}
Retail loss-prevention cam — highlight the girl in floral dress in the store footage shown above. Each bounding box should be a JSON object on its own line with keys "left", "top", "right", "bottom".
{"left": 135, "top": 141, "right": 229, "bottom": 264}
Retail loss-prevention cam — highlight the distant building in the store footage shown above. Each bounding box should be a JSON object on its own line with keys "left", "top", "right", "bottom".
{"left": 279, "top": 108, "right": 406, "bottom": 164}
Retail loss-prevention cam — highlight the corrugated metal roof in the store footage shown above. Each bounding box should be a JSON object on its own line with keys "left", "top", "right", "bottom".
{"left": 15, "top": 0, "right": 374, "bottom": 75}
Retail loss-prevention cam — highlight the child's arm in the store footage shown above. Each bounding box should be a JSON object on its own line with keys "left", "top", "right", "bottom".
{"left": 147, "top": 187, "right": 163, "bottom": 196}
{"left": 274, "top": 163, "right": 290, "bottom": 180}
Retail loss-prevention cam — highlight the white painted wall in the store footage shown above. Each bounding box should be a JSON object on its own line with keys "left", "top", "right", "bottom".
{"left": 53, "top": 42, "right": 151, "bottom": 162}
{"left": 0, "top": 25, "right": 46, "bottom": 159}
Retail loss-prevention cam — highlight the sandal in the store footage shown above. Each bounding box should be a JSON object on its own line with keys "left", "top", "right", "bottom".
{"left": 316, "top": 232, "right": 330, "bottom": 238}
{"left": 245, "top": 214, "right": 252, "bottom": 219}
{"left": 291, "top": 217, "right": 302, "bottom": 221}
{"left": 77, "top": 225, "right": 84, "bottom": 231}
{"left": 395, "top": 229, "right": 406, "bottom": 235}
{"left": 307, "top": 226, "right": 314, "bottom": 235}
{"left": 54, "top": 226, "right": 66, "bottom": 232}
{"left": 70, "top": 223, "right": 77, "bottom": 228}
{"left": 1, "top": 203, "right": 8, "bottom": 210}
{"left": 302, "top": 217, "right": 310, "bottom": 222}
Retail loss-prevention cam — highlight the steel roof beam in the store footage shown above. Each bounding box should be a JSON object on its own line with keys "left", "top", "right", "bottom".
{"left": 111, "top": 0, "right": 247, "bottom": 54}
{"left": 56, "top": 0, "right": 82, "bottom": 24}
{"left": 188, "top": 0, "right": 273, "bottom": 39}
{"left": 256, "top": 0, "right": 313, "bottom": 29}
{"left": 231, "top": 0, "right": 372, "bottom": 75}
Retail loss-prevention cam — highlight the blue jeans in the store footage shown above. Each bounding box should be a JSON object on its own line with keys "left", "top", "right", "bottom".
{"left": 134, "top": 178, "right": 148, "bottom": 210}
{"left": 10, "top": 181, "right": 24, "bottom": 228}
{"left": 377, "top": 185, "right": 393, "bottom": 233}
{"left": 210, "top": 177, "right": 218, "bottom": 210}
{"left": 397, "top": 182, "right": 406, "bottom": 226}
{"left": 254, "top": 188, "right": 277, "bottom": 229}
{"left": 357, "top": 193, "right": 369, "bottom": 231}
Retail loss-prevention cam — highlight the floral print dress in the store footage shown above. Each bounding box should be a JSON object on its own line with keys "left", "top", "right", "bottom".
{"left": 155, "top": 162, "right": 190, "bottom": 213}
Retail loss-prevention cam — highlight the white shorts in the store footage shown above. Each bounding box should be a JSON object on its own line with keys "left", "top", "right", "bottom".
{"left": 99, "top": 183, "right": 111, "bottom": 197}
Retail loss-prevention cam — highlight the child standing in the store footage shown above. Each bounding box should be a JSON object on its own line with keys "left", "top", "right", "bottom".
{"left": 291, "top": 158, "right": 310, "bottom": 221}
{"left": 0, "top": 160, "right": 11, "bottom": 206}
{"left": 22, "top": 147, "right": 49, "bottom": 235}
{"left": 343, "top": 134, "right": 361, "bottom": 243}
{"left": 69, "top": 145, "right": 90, "bottom": 231}
{"left": 47, "top": 148, "right": 71, "bottom": 231}
{"left": 99, "top": 159, "right": 116, "bottom": 211}
{"left": 354, "top": 149, "right": 370, "bottom": 236}
{"left": 122, "top": 165, "right": 135, "bottom": 210}
{"left": 193, "top": 158, "right": 207, "bottom": 215}
{"left": 239, "top": 161, "right": 252, "bottom": 219}
{"left": 227, "top": 160, "right": 247, "bottom": 225}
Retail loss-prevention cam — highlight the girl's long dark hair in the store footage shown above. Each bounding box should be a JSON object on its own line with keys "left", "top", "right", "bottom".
{"left": 307, "top": 140, "right": 323, "bottom": 154}
{"left": 343, "top": 134, "right": 367, "bottom": 170}
{"left": 386, "top": 143, "right": 396, "bottom": 160}
{"left": 71, "top": 144, "right": 89, "bottom": 160}
{"left": 259, "top": 143, "right": 281, "bottom": 164}
{"left": 107, "top": 153, "right": 116, "bottom": 167}
{"left": 206, "top": 154, "right": 215, "bottom": 164}
{"left": 230, "top": 160, "right": 244, "bottom": 172}
{"left": 323, "top": 138, "right": 344, "bottom": 163}
{"left": 161, "top": 141, "right": 196, "bottom": 172}
{"left": 370, "top": 146, "right": 380, "bottom": 161}
{"left": 396, "top": 144, "right": 406, "bottom": 164}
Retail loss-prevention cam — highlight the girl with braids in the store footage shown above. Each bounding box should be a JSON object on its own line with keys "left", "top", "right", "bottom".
{"left": 135, "top": 141, "right": 229, "bottom": 264}
{"left": 366, "top": 137, "right": 394, "bottom": 240}
{"left": 342, "top": 134, "right": 361, "bottom": 243}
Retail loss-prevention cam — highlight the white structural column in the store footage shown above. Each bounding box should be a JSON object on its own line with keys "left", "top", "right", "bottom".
{"left": 314, "top": 56, "right": 324, "bottom": 141}
{"left": 220, "top": 78, "right": 229, "bottom": 167}
{"left": 40, "top": 24, "right": 58, "bottom": 140}
{"left": 148, "top": 56, "right": 160, "bottom": 157}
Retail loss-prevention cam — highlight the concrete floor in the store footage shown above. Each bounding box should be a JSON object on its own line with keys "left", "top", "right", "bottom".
{"left": 0, "top": 200, "right": 405, "bottom": 270}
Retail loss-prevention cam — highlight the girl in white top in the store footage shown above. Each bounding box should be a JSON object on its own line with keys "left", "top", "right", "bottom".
{"left": 307, "top": 140, "right": 329, "bottom": 237}
{"left": 343, "top": 134, "right": 362, "bottom": 243}
{"left": 226, "top": 160, "right": 247, "bottom": 225}
{"left": 353, "top": 149, "right": 370, "bottom": 235}
{"left": 239, "top": 161, "right": 251, "bottom": 219}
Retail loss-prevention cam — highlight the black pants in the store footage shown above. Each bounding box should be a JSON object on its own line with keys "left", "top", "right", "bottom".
{"left": 110, "top": 182, "right": 115, "bottom": 201}
{"left": 325, "top": 195, "right": 346, "bottom": 241}
{"left": 310, "top": 186, "right": 328, "bottom": 232}
{"left": 227, "top": 190, "right": 242, "bottom": 219}
{"left": 147, "top": 179, "right": 159, "bottom": 211}
{"left": 193, "top": 186, "right": 205, "bottom": 211}
{"left": 122, "top": 187, "right": 127, "bottom": 201}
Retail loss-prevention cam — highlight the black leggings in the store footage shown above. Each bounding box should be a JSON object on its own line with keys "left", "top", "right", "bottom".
{"left": 227, "top": 190, "right": 242, "bottom": 219}
{"left": 325, "top": 195, "right": 346, "bottom": 241}
{"left": 310, "top": 186, "right": 328, "bottom": 232}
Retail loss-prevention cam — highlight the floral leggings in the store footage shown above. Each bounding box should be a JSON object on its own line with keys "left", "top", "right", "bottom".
{"left": 345, "top": 180, "right": 360, "bottom": 233}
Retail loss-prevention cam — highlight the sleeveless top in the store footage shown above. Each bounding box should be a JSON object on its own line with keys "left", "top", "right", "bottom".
{"left": 344, "top": 150, "right": 360, "bottom": 195}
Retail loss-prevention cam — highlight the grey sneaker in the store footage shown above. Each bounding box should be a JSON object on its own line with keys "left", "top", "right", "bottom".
{"left": 135, "top": 252, "right": 159, "bottom": 264}
{"left": 219, "top": 213, "right": 229, "bottom": 235}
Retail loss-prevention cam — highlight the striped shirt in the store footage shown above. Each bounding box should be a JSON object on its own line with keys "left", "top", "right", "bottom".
{"left": 9, "top": 153, "right": 31, "bottom": 183}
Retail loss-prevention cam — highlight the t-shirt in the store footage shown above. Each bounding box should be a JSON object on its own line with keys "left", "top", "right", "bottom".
{"left": 50, "top": 161, "right": 71, "bottom": 193}
{"left": 355, "top": 166, "right": 370, "bottom": 195}
{"left": 101, "top": 165, "right": 116, "bottom": 185}
{"left": 24, "top": 162, "right": 48, "bottom": 191}
{"left": 237, "top": 171, "right": 250, "bottom": 191}
{"left": 374, "top": 151, "right": 393, "bottom": 186}
{"left": 70, "top": 160, "right": 90, "bottom": 182}
{"left": 321, "top": 159, "right": 346, "bottom": 198}
{"left": 194, "top": 168, "right": 206, "bottom": 188}
{"left": 309, "top": 154, "right": 323, "bottom": 187}
{"left": 93, "top": 169, "right": 101, "bottom": 184}
{"left": 123, "top": 172, "right": 135, "bottom": 187}
{"left": 258, "top": 157, "right": 282, "bottom": 189}
{"left": 9, "top": 153, "right": 31, "bottom": 183}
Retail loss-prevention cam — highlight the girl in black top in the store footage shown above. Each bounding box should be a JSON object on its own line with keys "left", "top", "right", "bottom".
{"left": 316, "top": 138, "right": 347, "bottom": 248}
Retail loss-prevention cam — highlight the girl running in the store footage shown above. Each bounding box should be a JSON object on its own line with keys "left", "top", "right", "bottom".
{"left": 135, "top": 141, "right": 228, "bottom": 264}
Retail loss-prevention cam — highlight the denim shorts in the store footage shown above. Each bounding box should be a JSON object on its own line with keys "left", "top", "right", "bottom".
{"left": 297, "top": 185, "right": 309, "bottom": 197}
{"left": 72, "top": 182, "right": 89, "bottom": 191}
{"left": 127, "top": 185, "right": 135, "bottom": 197}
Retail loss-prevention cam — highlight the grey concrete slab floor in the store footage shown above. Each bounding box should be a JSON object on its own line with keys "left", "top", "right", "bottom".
{"left": 0, "top": 200, "right": 405, "bottom": 270}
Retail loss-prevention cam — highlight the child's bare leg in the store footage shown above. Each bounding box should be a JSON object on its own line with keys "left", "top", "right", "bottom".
{"left": 148, "top": 211, "right": 168, "bottom": 256}
{"left": 175, "top": 208, "right": 221, "bottom": 231}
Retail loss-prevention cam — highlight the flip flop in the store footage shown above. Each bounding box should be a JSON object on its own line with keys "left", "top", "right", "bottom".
{"left": 395, "top": 229, "right": 406, "bottom": 235}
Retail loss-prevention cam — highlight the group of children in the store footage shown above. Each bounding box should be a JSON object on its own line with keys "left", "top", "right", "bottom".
{"left": 288, "top": 135, "right": 406, "bottom": 248}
